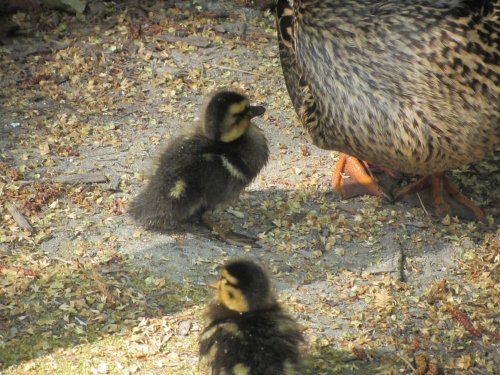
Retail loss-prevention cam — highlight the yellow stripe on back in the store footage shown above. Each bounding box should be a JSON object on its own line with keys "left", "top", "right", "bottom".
{"left": 233, "top": 363, "right": 251, "bottom": 375}
{"left": 200, "top": 325, "right": 218, "bottom": 341}
{"left": 220, "top": 155, "right": 247, "bottom": 181}
{"left": 219, "top": 322, "right": 241, "bottom": 336}
{"left": 283, "top": 359, "right": 298, "bottom": 375}
{"left": 169, "top": 179, "right": 187, "bottom": 198}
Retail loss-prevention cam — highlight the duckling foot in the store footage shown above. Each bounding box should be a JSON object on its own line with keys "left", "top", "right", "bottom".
{"left": 394, "top": 174, "right": 486, "bottom": 221}
{"left": 201, "top": 214, "right": 261, "bottom": 248}
{"left": 332, "top": 153, "right": 389, "bottom": 200}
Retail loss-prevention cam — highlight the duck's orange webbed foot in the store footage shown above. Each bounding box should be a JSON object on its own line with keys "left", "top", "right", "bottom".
{"left": 394, "top": 173, "right": 486, "bottom": 221}
{"left": 332, "top": 153, "right": 389, "bottom": 200}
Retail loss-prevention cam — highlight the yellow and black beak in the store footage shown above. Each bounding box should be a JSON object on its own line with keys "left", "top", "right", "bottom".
{"left": 247, "top": 105, "right": 265, "bottom": 118}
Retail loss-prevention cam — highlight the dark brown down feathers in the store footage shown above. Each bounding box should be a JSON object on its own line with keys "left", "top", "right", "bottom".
{"left": 128, "top": 91, "right": 269, "bottom": 229}
{"left": 199, "top": 260, "right": 304, "bottom": 375}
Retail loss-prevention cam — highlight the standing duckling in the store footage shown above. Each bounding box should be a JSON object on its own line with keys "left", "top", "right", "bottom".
{"left": 128, "top": 90, "right": 269, "bottom": 246}
{"left": 199, "top": 259, "right": 304, "bottom": 375}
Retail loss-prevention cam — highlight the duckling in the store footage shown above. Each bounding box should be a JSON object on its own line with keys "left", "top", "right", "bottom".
{"left": 128, "top": 90, "right": 269, "bottom": 246}
{"left": 276, "top": 0, "right": 499, "bottom": 219}
{"left": 199, "top": 259, "right": 304, "bottom": 375}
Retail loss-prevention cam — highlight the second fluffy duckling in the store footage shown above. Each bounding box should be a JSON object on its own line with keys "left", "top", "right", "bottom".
{"left": 199, "top": 259, "right": 304, "bottom": 374}
{"left": 128, "top": 90, "right": 269, "bottom": 246}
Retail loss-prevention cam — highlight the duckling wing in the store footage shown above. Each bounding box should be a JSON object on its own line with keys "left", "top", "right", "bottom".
{"left": 127, "top": 136, "right": 206, "bottom": 228}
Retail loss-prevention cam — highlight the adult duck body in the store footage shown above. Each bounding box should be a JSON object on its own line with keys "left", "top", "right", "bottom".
{"left": 277, "top": 0, "right": 499, "bottom": 218}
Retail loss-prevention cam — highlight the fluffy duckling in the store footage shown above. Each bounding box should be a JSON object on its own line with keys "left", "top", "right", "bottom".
{"left": 199, "top": 259, "right": 304, "bottom": 375}
{"left": 128, "top": 90, "right": 269, "bottom": 246}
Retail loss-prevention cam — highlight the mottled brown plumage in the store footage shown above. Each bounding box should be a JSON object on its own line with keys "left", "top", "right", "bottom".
{"left": 276, "top": 0, "right": 499, "bottom": 205}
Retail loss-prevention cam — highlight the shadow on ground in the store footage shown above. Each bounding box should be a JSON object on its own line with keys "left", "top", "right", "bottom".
{"left": 0, "top": 249, "right": 210, "bottom": 369}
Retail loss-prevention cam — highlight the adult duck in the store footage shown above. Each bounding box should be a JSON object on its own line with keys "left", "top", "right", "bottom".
{"left": 276, "top": 0, "right": 499, "bottom": 219}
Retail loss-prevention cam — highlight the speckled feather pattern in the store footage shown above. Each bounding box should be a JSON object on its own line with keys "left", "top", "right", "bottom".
{"left": 277, "top": 0, "right": 499, "bottom": 174}
{"left": 128, "top": 124, "right": 269, "bottom": 229}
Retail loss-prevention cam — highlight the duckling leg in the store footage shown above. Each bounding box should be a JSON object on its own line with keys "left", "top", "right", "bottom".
{"left": 332, "top": 153, "right": 387, "bottom": 199}
{"left": 201, "top": 213, "right": 261, "bottom": 248}
{"left": 394, "top": 174, "right": 486, "bottom": 221}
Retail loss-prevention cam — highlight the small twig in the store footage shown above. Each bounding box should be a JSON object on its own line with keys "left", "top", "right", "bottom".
{"left": 336, "top": 204, "right": 358, "bottom": 215}
{"left": 412, "top": 353, "right": 429, "bottom": 375}
{"left": 51, "top": 256, "right": 75, "bottom": 265}
{"left": 7, "top": 204, "right": 33, "bottom": 232}
{"left": 416, "top": 192, "right": 430, "bottom": 217}
{"left": 53, "top": 173, "right": 108, "bottom": 184}
{"left": 101, "top": 268, "right": 129, "bottom": 274}
{"left": 396, "top": 353, "right": 416, "bottom": 372}
{"left": 0, "top": 263, "right": 39, "bottom": 277}
{"left": 367, "top": 270, "right": 399, "bottom": 275}
{"left": 477, "top": 324, "right": 500, "bottom": 342}
{"left": 92, "top": 270, "right": 116, "bottom": 306}
{"left": 396, "top": 238, "right": 406, "bottom": 282}
{"left": 447, "top": 305, "right": 482, "bottom": 337}
{"left": 403, "top": 222, "right": 429, "bottom": 229}
{"left": 212, "top": 64, "right": 253, "bottom": 75}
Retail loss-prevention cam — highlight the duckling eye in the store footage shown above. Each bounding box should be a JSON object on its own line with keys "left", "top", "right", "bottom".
{"left": 233, "top": 110, "right": 247, "bottom": 120}
{"left": 227, "top": 291, "right": 234, "bottom": 299}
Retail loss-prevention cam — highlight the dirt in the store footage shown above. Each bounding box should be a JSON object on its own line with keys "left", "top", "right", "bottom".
{"left": 0, "top": 1, "right": 498, "bottom": 374}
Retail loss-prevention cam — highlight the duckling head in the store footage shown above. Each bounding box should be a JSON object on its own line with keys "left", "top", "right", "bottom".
{"left": 216, "top": 259, "right": 274, "bottom": 313}
{"left": 204, "top": 91, "right": 265, "bottom": 142}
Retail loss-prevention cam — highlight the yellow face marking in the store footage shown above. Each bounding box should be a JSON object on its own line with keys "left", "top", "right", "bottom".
{"left": 227, "top": 99, "right": 249, "bottom": 115}
{"left": 220, "top": 156, "right": 247, "bottom": 181}
{"left": 233, "top": 363, "right": 251, "bottom": 375}
{"left": 221, "top": 269, "right": 239, "bottom": 285}
{"left": 169, "top": 179, "right": 187, "bottom": 198}
{"left": 218, "top": 281, "right": 249, "bottom": 312}
{"left": 220, "top": 120, "right": 251, "bottom": 142}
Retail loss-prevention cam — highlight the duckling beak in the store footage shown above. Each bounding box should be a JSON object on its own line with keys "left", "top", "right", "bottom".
{"left": 247, "top": 105, "right": 266, "bottom": 118}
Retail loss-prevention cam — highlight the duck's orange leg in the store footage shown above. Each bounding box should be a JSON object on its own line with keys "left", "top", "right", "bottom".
{"left": 394, "top": 173, "right": 486, "bottom": 220}
{"left": 332, "top": 153, "right": 386, "bottom": 199}
{"left": 442, "top": 178, "right": 486, "bottom": 221}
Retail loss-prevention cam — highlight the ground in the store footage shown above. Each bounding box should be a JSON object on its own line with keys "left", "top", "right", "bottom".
{"left": 0, "top": 1, "right": 499, "bottom": 374}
